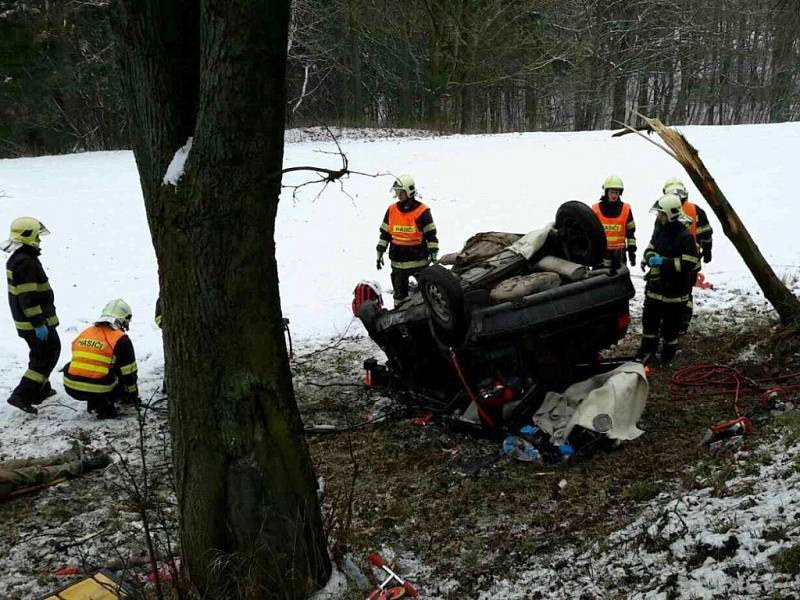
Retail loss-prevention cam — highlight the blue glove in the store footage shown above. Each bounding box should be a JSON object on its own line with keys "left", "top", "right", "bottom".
{"left": 34, "top": 324, "right": 49, "bottom": 341}
{"left": 647, "top": 255, "right": 664, "bottom": 267}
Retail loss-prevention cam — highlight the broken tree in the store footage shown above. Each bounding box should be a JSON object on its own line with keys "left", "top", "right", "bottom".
{"left": 113, "top": 2, "right": 330, "bottom": 598}
{"left": 619, "top": 116, "right": 800, "bottom": 326}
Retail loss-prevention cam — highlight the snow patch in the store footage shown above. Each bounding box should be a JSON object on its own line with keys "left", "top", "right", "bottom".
{"left": 162, "top": 137, "right": 193, "bottom": 186}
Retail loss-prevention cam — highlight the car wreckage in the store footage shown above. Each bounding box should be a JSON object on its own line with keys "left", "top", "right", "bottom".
{"left": 356, "top": 201, "right": 644, "bottom": 449}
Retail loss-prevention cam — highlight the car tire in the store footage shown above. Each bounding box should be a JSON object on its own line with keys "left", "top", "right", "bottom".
{"left": 358, "top": 299, "right": 384, "bottom": 338}
{"left": 417, "top": 265, "right": 466, "bottom": 335}
{"left": 554, "top": 201, "right": 607, "bottom": 266}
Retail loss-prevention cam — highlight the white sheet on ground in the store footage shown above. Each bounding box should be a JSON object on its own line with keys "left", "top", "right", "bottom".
{"left": 533, "top": 362, "right": 648, "bottom": 445}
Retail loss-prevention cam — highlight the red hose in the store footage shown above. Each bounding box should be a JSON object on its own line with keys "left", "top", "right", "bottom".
{"left": 449, "top": 349, "right": 497, "bottom": 429}
{"left": 671, "top": 363, "right": 800, "bottom": 416}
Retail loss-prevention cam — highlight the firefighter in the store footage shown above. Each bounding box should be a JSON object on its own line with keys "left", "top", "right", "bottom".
{"left": 592, "top": 175, "right": 637, "bottom": 269}
{"left": 63, "top": 299, "right": 140, "bottom": 419}
{"left": 2, "top": 217, "right": 61, "bottom": 415}
{"left": 662, "top": 178, "right": 714, "bottom": 334}
{"left": 376, "top": 174, "right": 438, "bottom": 303}
{"left": 637, "top": 194, "right": 700, "bottom": 365}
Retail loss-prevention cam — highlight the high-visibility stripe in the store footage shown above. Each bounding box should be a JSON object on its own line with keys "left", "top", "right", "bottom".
{"left": 125, "top": 384, "right": 138, "bottom": 393}
{"left": 5, "top": 269, "right": 12, "bottom": 279}
{"left": 14, "top": 315, "right": 58, "bottom": 331}
{"left": 626, "top": 221, "right": 636, "bottom": 230}
{"left": 674, "top": 258, "right": 681, "bottom": 272}
{"left": 23, "top": 369, "right": 46, "bottom": 383}
{"left": 696, "top": 224, "right": 712, "bottom": 234}
{"left": 377, "top": 239, "right": 389, "bottom": 249}
{"left": 72, "top": 351, "right": 113, "bottom": 364}
{"left": 70, "top": 361, "right": 110, "bottom": 375}
{"left": 427, "top": 242, "right": 439, "bottom": 249}
{"left": 422, "top": 222, "right": 437, "bottom": 233}
{"left": 380, "top": 222, "right": 390, "bottom": 232}
{"left": 642, "top": 333, "right": 659, "bottom": 339}
{"left": 120, "top": 362, "right": 138, "bottom": 375}
{"left": 63, "top": 376, "right": 118, "bottom": 393}
{"left": 646, "top": 291, "right": 690, "bottom": 303}
{"left": 682, "top": 254, "right": 700, "bottom": 263}
{"left": 7, "top": 281, "right": 51, "bottom": 295}
{"left": 390, "top": 258, "right": 429, "bottom": 270}
{"left": 23, "top": 305, "right": 43, "bottom": 317}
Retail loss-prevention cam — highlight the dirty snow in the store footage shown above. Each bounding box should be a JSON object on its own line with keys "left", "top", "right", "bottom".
{"left": 1, "top": 123, "right": 800, "bottom": 597}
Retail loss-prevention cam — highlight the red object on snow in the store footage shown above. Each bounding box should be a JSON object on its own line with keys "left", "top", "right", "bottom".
{"left": 367, "top": 553, "right": 418, "bottom": 598}
{"left": 695, "top": 273, "right": 714, "bottom": 290}
{"left": 142, "top": 559, "right": 181, "bottom": 583}
{"left": 54, "top": 566, "right": 81, "bottom": 576}
{"left": 352, "top": 281, "right": 384, "bottom": 317}
{"left": 701, "top": 416, "right": 752, "bottom": 446}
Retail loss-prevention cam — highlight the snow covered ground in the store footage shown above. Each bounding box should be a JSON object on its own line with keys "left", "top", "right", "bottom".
{"left": 1, "top": 123, "right": 800, "bottom": 597}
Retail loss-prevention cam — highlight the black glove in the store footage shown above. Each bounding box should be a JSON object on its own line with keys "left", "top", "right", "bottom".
{"left": 702, "top": 246, "right": 712, "bottom": 264}
{"left": 376, "top": 252, "right": 384, "bottom": 270}
{"left": 627, "top": 249, "right": 636, "bottom": 267}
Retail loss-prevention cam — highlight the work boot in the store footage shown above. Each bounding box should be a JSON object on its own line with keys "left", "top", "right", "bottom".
{"left": 660, "top": 344, "right": 677, "bottom": 366}
{"left": 95, "top": 403, "right": 119, "bottom": 420}
{"left": 31, "top": 382, "right": 56, "bottom": 406}
{"left": 7, "top": 394, "right": 37, "bottom": 415}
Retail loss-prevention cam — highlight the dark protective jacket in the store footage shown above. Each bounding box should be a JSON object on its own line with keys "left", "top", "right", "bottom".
{"left": 6, "top": 245, "right": 58, "bottom": 335}
{"left": 642, "top": 221, "right": 700, "bottom": 302}
{"left": 377, "top": 198, "right": 439, "bottom": 270}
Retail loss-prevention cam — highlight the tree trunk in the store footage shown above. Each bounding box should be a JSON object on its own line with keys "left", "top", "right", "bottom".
{"left": 113, "top": 2, "right": 331, "bottom": 598}
{"left": 646, "top": 117, "right": 800, "bottom": 325}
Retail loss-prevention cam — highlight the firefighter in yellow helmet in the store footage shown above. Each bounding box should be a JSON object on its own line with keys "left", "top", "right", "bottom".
{"left": 592, "top": 175, "right": 637, "bottom": 269}
{"left": 63, "top": 299, "right": 140, "bottom": 419}
{"left": 636, "top": 194, "right": 700, "bottom": 365}
{"left": 2, "top": 217, "right": 61, "bottom": 415}
{"left": 376, "top": 174, "right": 439, "bottom": 303}
{"left": 662, "top": 178, "right": 714, "bottom": 334}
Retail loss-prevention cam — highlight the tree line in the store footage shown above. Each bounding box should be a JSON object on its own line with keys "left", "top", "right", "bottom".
{"left": 1, "top": 0, "right": 799, "bottom": 157}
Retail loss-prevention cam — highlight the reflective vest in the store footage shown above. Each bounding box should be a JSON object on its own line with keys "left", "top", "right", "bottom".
{"left": 592, "top": 202, "right": 631, "bottom": 250}
{"left": 67, "top": 325, "right": 124, "bottom": 380}
{"left": 683, "top": 201, "right": 698, "bottom": 240}
{"left": 388, "top": 202, "right": 429, "bottom": 246}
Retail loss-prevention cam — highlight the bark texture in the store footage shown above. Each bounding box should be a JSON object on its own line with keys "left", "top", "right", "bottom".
{"left": 113, "top": 1, "right": 330, "bottom": 597}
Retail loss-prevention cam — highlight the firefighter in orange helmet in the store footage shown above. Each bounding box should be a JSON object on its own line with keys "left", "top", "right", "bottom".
{"left": 592, "top": 175, "right": 637, "bottom": 269}
{"left": 376, "top": 174, "right": 439, "bottom": 303}
{"left": 63, "top": 299, "right": 140, "bottom": 419}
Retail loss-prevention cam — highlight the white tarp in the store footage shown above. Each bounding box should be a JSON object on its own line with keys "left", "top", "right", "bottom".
{"left": 533, "top": 362, "right": 648, "bottom": 445}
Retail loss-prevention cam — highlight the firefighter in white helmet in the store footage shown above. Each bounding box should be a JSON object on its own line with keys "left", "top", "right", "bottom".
{"left": 636, "top": 194, "right": 700, "bottom": 365}
{"left": 2, "top": 217, "right": 61, "bottom": 415}
{"left": 63, "top": 299, "right": 140, "bottom": 419}
{"left": 376, "top": 174, "right": 439, "bottom": 303}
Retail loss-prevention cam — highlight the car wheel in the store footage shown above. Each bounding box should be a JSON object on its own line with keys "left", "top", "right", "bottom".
{"left": 554, "top": 201, "right": 607, "bottom": 266}
{"left": 417, "top": 265, "right": 466, "bottom": 335}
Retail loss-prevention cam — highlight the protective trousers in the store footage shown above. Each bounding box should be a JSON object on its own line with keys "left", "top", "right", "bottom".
{"left": 391, "top": 268, "right": 420, "bottom": 302}
{"left": 640, "top": 297, "right": 684, "bottom": 362}
{"left": 11, "top": 328, "right": 61, "bottom": 404}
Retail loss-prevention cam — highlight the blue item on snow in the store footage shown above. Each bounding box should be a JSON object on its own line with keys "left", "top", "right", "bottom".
{"left": 34, "top": 324, "right": 49, "bottom": 341}
{"left": 647, "top": 254, "right": 664, "bottom": 267}
{"left": 558, "top": 443, "right": 575, "bottom": 458}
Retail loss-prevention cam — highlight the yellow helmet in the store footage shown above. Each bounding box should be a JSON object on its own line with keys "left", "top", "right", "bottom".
{"left": 662, "top": 177, "right": 688, "bottom": 200}
{"left": 391, "top": 174, "right": 416, "bottom": 198}
{"left": 602, "top": 175, "right": 624, "bottom": 191}
{"left": 97, "top": 298, "right": 133, "bottom": 331}
{"left": 1, "top": 217, "right": 50, "bottom": 251}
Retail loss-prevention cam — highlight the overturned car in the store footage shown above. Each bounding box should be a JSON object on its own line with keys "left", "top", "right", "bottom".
{"left": 357, "top": 201, "right": 639, "bottom": 436}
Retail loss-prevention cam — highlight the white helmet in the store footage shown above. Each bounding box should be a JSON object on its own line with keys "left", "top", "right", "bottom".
{"left": 650, "top": 193, "right": 688, "bottom": 223}
{"left": 390, "top": 174, "right": 416, "bottom": 199}
{"left": 97, "top": 298, "right": 133, "bottom": 331}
